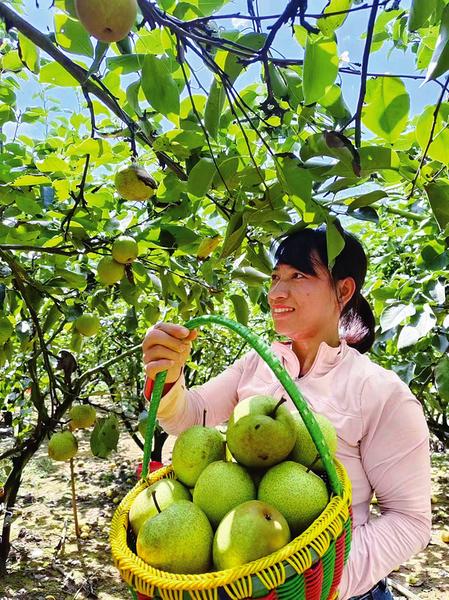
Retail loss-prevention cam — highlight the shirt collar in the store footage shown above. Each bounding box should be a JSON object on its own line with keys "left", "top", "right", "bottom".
{"left": 271, "top": 339, "right": 348, "bottom": 379}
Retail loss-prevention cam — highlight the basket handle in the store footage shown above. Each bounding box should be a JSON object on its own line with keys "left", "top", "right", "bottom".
{"left": 142, "top": 315, "right": 342, "bottom": 496}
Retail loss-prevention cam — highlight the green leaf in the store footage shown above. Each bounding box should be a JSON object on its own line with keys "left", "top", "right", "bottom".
{"left": 18, "top": 33, "right": 40, "bottom": 74}
{"left": 0, "top": 105, "right": 15, "bottom": 126}
{"left": 319, "top": 84, "right": 351, "bottom": 122}
{"left": 232, "top": 266, "right": 269, "bottom": 286}
{"left": 318, "top": 0, "right": 353, "bottom": 36}
{"left": 36, "top": 155, "right": 70, "bottom": 173}
{"left": 425, "top": 180, "right": 449, "bottom": 230}
{"left": 54, "top": 13, "right": 94, "bottom": 57}
{"left": 39, "top": 62, "right": 79, "bottom": 87}
{"left": 106, "top": 54, "right": 144, "bottom": 75}
{"left": 303, "top": 33, "right": 339, "bottom": 105}
{"left": 141, "top": 55, "right": 180, "bottom": 116}
{"left": 326, "top": 220, "right": 345, "bottom": 268}
{"left": 416, "top": 104, "right": 449, "bottom": 164}
{"left": 230, "top": 294, "right": 249, "bottom": 326}
{"left": 204, "top": 32, "right": 266, "bottom": 137}
{"left": 425, "top": 4, "right": 449, "bottom": 81}
{"left": 380, "top": 303, "right": 416, "bottom": 332}
{"left": 276, "top": 155, "right": 314, "bottom": 213}
{"left": 362, "top": 77, "right": 410, "bottom": 142}
{"left": 12, "top": 175, "right": 52, "bottom": 186}
{"left": 408, "top": 0, "right": 437, "bottom": 31}
{"left": 435, "top": 355, "right": 449, "bottom": 402}
{"left": 187, "top": 157, "right": 216, "bottom": 197}
{"left": 220, "top": 212, "right": 248, "bottom": 258}
{"left": 15, "top": 195, "right": 41, "bottom": 215}
{"left": 90, "top": 414, "right": 120, "bottom": 459}
{"left": 347, "top": 190, "right": 387, "bottom": 210}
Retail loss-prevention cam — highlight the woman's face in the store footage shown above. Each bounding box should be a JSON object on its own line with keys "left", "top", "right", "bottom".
{"left": 268, "top": 259, "right": 341, "bottom": 342}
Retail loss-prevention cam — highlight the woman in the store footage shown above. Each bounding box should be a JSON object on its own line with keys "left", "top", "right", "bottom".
{"left": 141, "top": 226, "right": 431, "bottom": 600}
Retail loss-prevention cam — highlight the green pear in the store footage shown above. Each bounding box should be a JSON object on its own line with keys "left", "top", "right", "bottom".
{"left": 96, "top": 256, "right": 125, "bottom": 285}
{"left": 129, "top": 479, "right": 191, "bottom": 535}
{"left": 48, "top": 431, "right": 78, "bottom": 461}
{"left": 69, "top": 404, "right": 97, "bottom": 429}
{"left": 193, "top": 461, "right": 256, "bottom": 527}
{"left": 74, "top": 314, "right": 100, "bottom": 337}
{"left": 136, "top": 500, "right": 213, "bottom": 573}
{"left": 213, "top": 500, "right": 290, "bottom": 570}
{"left": 75, "top": 0, "right": 137, "bottom": 43}
{"left": 226, "top": 395, "right": 297, "bottom": 468}
{"left": 289, "top": 412, "right": 338, "bottom": 471}
{"left": 172, "top": 425, "right": 225, "bottom": 487}
{"left": 258, "top": 461, "right": 329, "bottom": 536}
{"left": 111, "top": 236, "right": 139, "bottom": 264}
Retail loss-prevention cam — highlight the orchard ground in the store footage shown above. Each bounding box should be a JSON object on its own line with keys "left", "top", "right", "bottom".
{"left": 0, "top": 429, "right": 448, "bottom": 600}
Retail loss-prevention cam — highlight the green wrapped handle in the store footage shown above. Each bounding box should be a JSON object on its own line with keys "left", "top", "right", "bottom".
{"left": 142, "top": 315, "right": 342, "bottom": 496}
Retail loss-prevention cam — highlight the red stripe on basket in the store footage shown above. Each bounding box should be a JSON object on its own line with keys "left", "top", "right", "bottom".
{"left": 304, "top": 559, "right": 323, "bottom": 600}
{"left": 328, "top": 530, "right": 346, "bottom": 599}
{"left": 137, "top": 594, "right": 152, "bottom": 600}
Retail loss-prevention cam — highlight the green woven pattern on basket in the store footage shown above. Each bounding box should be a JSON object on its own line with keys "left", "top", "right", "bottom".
{"left": 276, "top": 571, "right": 306, "bottom": 600}
{"left": 319, "top": 540, "right": 336, "bottom": 600}
{"left": 343, "top": 519, "right": 352, "bottom": 563}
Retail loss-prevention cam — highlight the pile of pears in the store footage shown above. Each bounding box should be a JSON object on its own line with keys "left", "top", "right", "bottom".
{"left": 129, "top": 394, "right": 337, "bottom": 574}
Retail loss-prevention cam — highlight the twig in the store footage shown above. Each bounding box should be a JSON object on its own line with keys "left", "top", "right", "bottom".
{"left": 260, "top": 0, "right": 302, "bottom": 56}
{"left": 62, "top": 154, "right": 91, "bottom": 238}
{"left": 342, "top": 0, "right": 381, "bottom": 146}
{"left": 54, "top": 517, "right": 68, "bottom": 558}
{"left": 70, "top": 458, "right": 80, "bottom": 538}
{"left": 0, "top": 244, "right": 75, "bottom": 255}
{"left": 408, "top": 75, "right": 449, "bottom": 199}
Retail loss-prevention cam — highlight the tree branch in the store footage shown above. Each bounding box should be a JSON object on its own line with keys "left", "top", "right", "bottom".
{"left": 0, "top": 1, "right": 186, "bottom": 179}
{"left": 408, "top": 75, "right": 449, "bottom": 199}
{"left": 77, "top": 344, "right": 141, "bottom": 388}
{"left": 342, "top": 0, "right": 381, "bottom": 146}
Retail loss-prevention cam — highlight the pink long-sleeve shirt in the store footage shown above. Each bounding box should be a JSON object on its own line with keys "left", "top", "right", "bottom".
{"left": 154, "top": 339, "right": 431, "bottom": 599}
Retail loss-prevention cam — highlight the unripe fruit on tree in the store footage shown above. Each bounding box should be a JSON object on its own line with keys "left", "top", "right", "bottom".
{"left": 0, "top": 317, "right": 13, "bottom": 344}
{"left": 69, "top": 405, "right": 97, "bottom": 429}
{"left": 114, "top": 164, "right": 157, "bottom": 201}
{"left": 75, "top": 0, "right": 137, "bottom": 43}
{"left": 48, "top": 431, "right": 78, "bottom": 461}
{"left": 111, "top": 236, "right": 139, "bottom": 264}
{"left": 96, "top": 256, "right": 125, "bottom": 285}
{"left": 74, "top": 314, "right": 100, "bottom": 337}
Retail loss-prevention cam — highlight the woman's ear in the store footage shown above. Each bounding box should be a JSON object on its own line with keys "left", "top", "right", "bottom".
{"left": 336, "top": 277, "right": 356, "bottom": 308}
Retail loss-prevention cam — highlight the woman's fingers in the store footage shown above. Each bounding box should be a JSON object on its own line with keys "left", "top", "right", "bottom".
{"left": 144, "top": 359, "right": 179, "bottom": 381}
{"left": 142, "top": 323, "right": 198, "bottom": 383}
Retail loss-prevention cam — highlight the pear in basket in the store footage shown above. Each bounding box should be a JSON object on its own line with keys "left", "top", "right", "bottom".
{"left": 193, "top": 460, "right": 256, "bottom": 527}
{"left": 172, "top": 419, "right": 225, "bottom": 487}
{"left": 289, "top": 412, "right": 338, "bottom": 471}
{"left": 226, "top": 395, "right": 296, "bottom": 467}
{"left": 258, "top": 461, "right": 329, "bottom": 535}
{"left": 129, "top": 479, "right": 191, "bottom": 535}
{"left": 213, "top": 499, "right": 291, "bottom": 570}
{"left": 136, "top": 500, "right": 213, "bottom": 573}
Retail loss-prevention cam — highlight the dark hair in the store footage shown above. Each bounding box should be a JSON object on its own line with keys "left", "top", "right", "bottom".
{"left": 271, "top": 225, "right": 375, "bottom": 353}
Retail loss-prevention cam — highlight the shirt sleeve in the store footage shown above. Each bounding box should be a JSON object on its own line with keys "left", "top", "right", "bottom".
{"left": 149, "top": 352, "right": 252, "bottom": 435}
{"left": 338, "top": 371, "right": 432, "bottom": 599}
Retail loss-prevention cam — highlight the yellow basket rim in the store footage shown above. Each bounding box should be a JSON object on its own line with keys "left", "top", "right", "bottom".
{"left": 110, "top": 459, "right": 352, "bottom": 592}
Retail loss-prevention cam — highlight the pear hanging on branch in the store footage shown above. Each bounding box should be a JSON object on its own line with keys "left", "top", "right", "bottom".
{"left": 75, "top": 0, "right": 137, "bottom": 43}
{"left": 115, "top": 164, "right": 158, "bottom": 201}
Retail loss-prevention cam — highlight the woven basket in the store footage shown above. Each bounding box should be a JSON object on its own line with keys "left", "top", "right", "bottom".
{"left": 110, "top": 315, "right": 352, "bottom": 600}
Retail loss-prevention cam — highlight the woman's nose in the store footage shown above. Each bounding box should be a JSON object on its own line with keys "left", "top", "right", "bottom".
{"left": 268, "top": 281, "right": 288, "bottom": 299}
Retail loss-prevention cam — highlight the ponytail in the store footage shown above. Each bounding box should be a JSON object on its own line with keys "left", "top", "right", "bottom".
{"left": 339, "top": 293, "right": 375, "bottom": 354}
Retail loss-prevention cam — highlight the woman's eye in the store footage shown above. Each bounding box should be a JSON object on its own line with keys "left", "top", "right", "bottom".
{"left": 293, "top": 272, "right": 303, "bottom": 279}
{"left": 270, "top": 274, "right": 279, "bottom": 281}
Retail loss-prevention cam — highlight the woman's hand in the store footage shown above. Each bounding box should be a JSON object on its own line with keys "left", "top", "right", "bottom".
{"left": 142, "top": 322, "right": 198, "bottom": 383}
